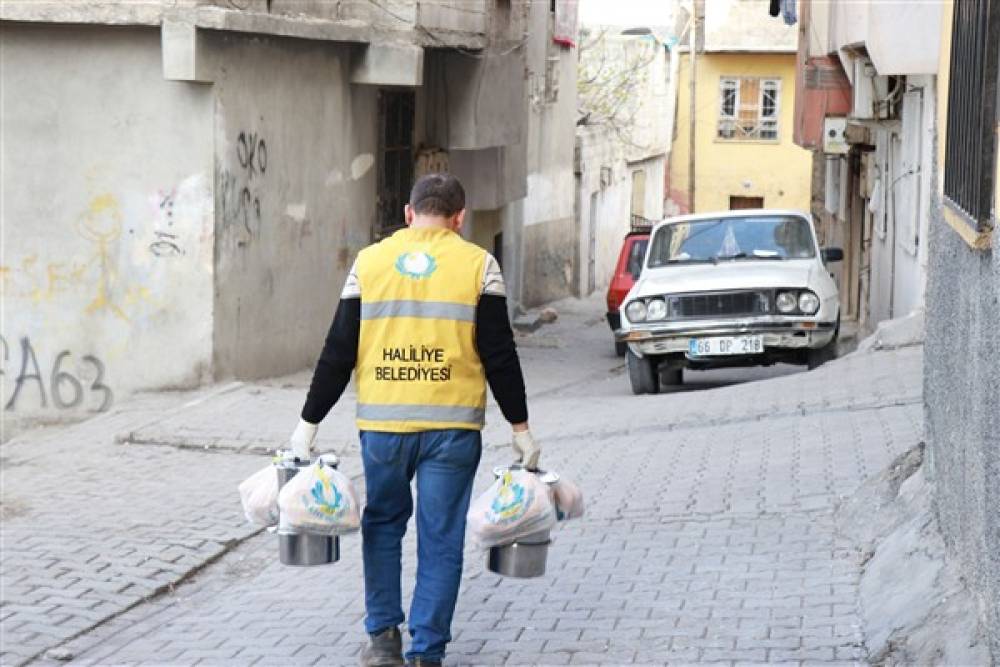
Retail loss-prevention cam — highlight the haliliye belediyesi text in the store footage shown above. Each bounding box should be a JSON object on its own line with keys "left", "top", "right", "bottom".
{"left": 376, "top": 346, "right": 452, "bottom": 382}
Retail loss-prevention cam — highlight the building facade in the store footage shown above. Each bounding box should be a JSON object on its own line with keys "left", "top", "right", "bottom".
{"left": 667, "top": 0, "right": 812, "bottom": 216}
{"left": 0, "top": 0, "right": 578, "bottom": 423}
{"left": 792, "top": 0, "right": 942, "bottom": 334}
{"left": 924, "top": 0, "right": 999, "bottom": 659}
{"left": 574, "top": 27, "right": 675, "bottom": 295}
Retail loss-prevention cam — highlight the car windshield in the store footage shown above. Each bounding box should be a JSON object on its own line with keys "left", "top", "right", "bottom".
{"left": 647, "top": 215, "right": 817, "bottom": 267}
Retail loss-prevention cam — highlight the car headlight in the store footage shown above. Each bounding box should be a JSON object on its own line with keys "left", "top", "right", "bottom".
{"left": 645, "top": 298, "right": 668, "bottom": 321}
{"left": 798, "top": 291, "right": 820, "bottom": 315}
{"left": 625, "top": 300, "right": 647, "bottom": 322}
{"left": 776, "top": 291, "right": 798, "bottom": 313}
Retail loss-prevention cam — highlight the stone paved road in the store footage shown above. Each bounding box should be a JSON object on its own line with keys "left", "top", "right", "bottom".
{"left": 1, "top": 296, "right": 923, "bottom": 665}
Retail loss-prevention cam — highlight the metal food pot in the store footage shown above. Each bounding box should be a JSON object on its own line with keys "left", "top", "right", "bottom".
{"left": 486, "top": 465, "right": 559, "bottom": 578}
{"left": 274, "top": 452, "right": 340, "bottom": 567}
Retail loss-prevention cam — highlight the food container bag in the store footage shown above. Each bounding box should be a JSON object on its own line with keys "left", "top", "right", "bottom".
{"left": 238, "top": 464, "right": 280, "bottom": 527}
{"left": 277, "top": 461, "right": 361, "bottom": 536}
{"left": 467, "top": 468, "right": 557, "bottom": 549}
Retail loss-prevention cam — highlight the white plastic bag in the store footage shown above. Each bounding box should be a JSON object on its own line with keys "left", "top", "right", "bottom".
{"left": 551, "top": 476, "right": 584, "bottom": 521}
{"left": 238, "top": 464, "right": 280, "bottom": 527}
{"left": 467, "top": 469, "right": 557, "bottom": 549}
{"left": 277, "top": 461, "right": 361, "bottom": 535}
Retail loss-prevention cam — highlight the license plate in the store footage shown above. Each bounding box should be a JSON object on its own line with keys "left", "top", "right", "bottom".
{"left": 688, "top": 335, "right": 764, "bottom": 356}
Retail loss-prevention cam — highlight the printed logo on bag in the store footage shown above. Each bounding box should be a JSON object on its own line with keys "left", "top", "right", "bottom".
{"left": 395, "top": 251, "right": 437, "bottom": 279}
{"left": 486, "top": 480, "right": 533, "bottom": 526}
{"left": 304, "top": 467, "right": 350, "bottom": 521}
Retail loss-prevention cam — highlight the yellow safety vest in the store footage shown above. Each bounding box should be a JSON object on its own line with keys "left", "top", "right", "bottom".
{"left": 354, "top": 226, "right": 488, "bottom": 432}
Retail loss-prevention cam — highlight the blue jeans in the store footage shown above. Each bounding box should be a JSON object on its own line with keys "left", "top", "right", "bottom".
{"left": 360, "top": 429, "right": 482, "bottom": 662}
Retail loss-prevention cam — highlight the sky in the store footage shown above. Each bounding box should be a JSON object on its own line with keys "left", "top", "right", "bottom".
{"left": 578, "top": 0, "right": 677, "bottom": 30}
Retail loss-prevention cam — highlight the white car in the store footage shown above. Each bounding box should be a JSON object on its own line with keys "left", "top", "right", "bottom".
{"left": 616, "top": 209, "right": 842, "bottom": 394}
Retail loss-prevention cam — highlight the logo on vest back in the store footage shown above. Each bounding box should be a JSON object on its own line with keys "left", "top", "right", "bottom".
{"left": 395, "top": 251, "right": 437, "bottom": 279}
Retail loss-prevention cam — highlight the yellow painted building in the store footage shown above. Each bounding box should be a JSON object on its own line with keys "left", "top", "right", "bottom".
{"left": 669, "top": 51, "right": 813, "bottom": 214}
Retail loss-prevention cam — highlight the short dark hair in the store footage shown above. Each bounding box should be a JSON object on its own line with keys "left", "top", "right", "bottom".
{"left": 409, "top": 173, "right": 466, "bottom": 217}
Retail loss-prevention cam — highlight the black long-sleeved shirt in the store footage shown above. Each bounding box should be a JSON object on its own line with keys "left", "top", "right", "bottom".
{"left": 300, "top": 294, "right": 528, "bottom": 426}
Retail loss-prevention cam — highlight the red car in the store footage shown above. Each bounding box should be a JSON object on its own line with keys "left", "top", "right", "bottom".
{"left": 606, "top": 229, "right": 650, "bottom": 356}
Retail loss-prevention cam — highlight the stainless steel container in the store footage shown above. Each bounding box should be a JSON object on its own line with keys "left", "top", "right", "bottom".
{"left": 275, "top": 452, "right": 340, "bottom": 567}
{"left": 487, "top": 529, "right": 551, "bottom": 578}
{"left": 486, "top": 465, "right": 559, "bottom": 578}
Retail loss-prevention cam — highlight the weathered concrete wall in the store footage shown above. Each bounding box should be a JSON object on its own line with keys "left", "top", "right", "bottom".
{"left": 703, "top": 0, "right": 796, "bottom": 53}
{"left": 517, "top": 0, "right": 578, "bottom": 308}
{"left": 924, "top": 7, "right": 998, "bottom": 655}
{"left": 575, "top": 125, "right": 666, "bottom": 296}
{"left": 924, "top": 197, "right": 1000, "bottom": 660}
{"left": 1, "top": 23, "right": 214, "bottom": 421}
{"left": 204, "top": 31, "right": 375, "bottom": 381}
{"left": 521, "top": 216, "right": 576, "bottom": 306}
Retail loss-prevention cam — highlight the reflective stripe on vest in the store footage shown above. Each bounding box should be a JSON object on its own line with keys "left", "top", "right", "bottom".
{"left": 357, "top": 403, "right": 486, "bottom": 426}
{"left": 361, "top": 300, "right": 476, "bottom": 322}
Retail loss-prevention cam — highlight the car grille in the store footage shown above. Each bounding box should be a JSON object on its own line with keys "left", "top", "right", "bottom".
{"left": 673, "top": 290, "right": 770, "bottom": 319}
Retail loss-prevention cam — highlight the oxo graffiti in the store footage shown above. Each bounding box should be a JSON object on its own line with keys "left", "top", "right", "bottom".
{"left": 219, "top": 129, "right": 268, "bottom": 243}
{"left": 1, "top": 336, "right": 113, "bottom": 412}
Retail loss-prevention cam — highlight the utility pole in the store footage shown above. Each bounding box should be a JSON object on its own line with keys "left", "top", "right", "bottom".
{"left": 687, "top": 0, "right": 697, "bottom": 213}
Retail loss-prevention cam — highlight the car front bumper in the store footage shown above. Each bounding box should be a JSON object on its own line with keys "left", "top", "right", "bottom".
{"left": 615, "top": 318, "right": 837, "bottom": 356}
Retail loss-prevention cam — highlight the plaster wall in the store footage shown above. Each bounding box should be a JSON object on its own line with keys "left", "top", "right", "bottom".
{"left": 576, "top": 128, "right": 631, "bottom": 296}
{"left": 924, "top": 195, "right": 1000, "bottom": 662}
{"left": 575, "top": 125, "right": 666, "bottom": 296}
{"left": 1, "top": 23, "right": 214, "bottom": 420}
{"left": 828, "top": 0, "right": 941, "bottom": 79}
{"left": 516, "top": 0, "right": 578, "bottom": 307}
{"left": 670, "top": 52, "right": 812, "bottom": 214}
{"left": 924, "top": 6, "right": 1000, "bottom": 657}
{"left": 203, "top": 32, "right": 376, "bottom": 381}
{"left": 703, "top": 0, "right": 796, "bottom": 53}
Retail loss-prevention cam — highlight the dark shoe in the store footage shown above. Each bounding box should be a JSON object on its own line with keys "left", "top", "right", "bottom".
{"left": 406, "top": 660, "right": 442, "bottom": 667}
{"left": 360, "top": 627, "right": 404, "bottom": 667}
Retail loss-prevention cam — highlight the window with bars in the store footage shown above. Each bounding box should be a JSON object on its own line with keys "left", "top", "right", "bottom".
{"left": 943, "top": 0, "right": 1000, "bottom": 234}
{"left": 718, "top": 77, "right": 781, "bottom": 141}
{"left": 376, "top": 90, "right": 415, "bottom": 238}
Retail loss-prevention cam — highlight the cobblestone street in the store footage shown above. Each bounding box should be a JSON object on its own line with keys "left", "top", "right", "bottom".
{"left": 1, "top": 296, "right": 923, "bottom": 666}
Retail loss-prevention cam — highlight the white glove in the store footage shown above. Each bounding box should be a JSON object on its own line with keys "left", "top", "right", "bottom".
{"left": 289, "top": 419, "right": 318, "bottom": 460}
{"left": 512, "top": 430, "right": 541, "bottom": 471}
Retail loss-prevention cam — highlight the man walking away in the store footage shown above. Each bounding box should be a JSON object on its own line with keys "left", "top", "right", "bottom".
{"left": 288, "top": 173, "right": 540, "bottom": 666}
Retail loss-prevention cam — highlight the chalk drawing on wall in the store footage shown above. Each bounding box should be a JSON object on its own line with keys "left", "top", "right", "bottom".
{"left": 76, "top": 193, "right": 129, "bottom": 321}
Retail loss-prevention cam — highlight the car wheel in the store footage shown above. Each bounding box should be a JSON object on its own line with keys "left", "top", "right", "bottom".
{"left": 627, "top": 349, "right": 660, "bottom": 395}
{"left": 615, "top": 341, "right": 627, "bottom": 357}
{"left": 661, "top": 366, "right": 683, "bottom": 386}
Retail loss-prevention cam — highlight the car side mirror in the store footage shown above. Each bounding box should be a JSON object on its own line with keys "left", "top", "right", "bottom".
{"left": 821, "top": 247, "right": 844, "bottom": 263}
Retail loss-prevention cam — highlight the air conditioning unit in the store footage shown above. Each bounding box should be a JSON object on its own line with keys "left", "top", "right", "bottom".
{"left": 852, "top": 59, "right": 892, "bottom": 120}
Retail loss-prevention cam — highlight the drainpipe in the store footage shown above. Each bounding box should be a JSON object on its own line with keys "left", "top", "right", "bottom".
{"left": 687, "top": 0, "right": 697, "bottom": 213}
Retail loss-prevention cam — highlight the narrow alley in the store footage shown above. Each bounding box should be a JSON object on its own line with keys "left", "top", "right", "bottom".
{"left": 1, "top": 295, "right": 923, "bottom": 665}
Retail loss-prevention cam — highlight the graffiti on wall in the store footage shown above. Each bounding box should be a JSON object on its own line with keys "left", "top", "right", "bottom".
{"left": 1, "top": 336, "right": 113, "bottom": 412}
{"left": 3, "top": 175, "right": 210, "bottom": 414}
{"left": 219, "top": 129, "right": 268, "bottom": 244}
{"left": 149, "top": 188, "right": 184, "bottom": 257}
